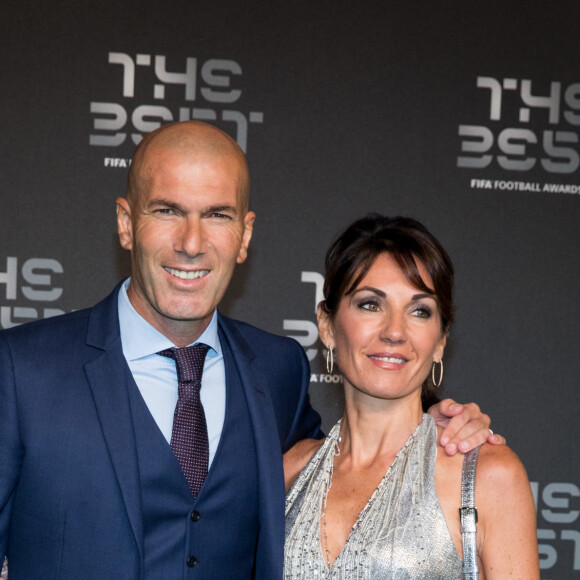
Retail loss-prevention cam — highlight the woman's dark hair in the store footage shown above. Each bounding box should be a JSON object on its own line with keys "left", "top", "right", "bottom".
{"left": 321, "top": 214, "right": 455, "bottom": 410}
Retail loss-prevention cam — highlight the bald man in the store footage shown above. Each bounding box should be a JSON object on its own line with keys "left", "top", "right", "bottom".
{"left": 0, "top": 122, "right": 495, "bottom": 580}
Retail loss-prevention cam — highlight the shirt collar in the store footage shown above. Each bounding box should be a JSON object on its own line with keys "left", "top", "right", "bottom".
{"left": 118, "top": 278, "right": 221, "bottom": 361}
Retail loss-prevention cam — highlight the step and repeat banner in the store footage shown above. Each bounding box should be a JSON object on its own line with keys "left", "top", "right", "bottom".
{"left": 2, "top": 2, "right": 579, "bottom": 577}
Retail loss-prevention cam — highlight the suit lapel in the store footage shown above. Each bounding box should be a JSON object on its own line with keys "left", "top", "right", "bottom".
{"left": 83, "top": 285, "right": 144, "bottom": 562}
{"left": 217, "top": 316, "right": 282, "bottom": 467}
{"left": 217, "top": 315, "right": 285, "bottom": 577}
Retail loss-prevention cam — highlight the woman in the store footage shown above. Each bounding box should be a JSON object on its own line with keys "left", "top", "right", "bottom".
{"left": 284, "top": 215, "right": 539, "bottom": 579}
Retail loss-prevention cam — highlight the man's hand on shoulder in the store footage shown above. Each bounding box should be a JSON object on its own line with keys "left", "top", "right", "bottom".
{"left": 428, "top": 398, "right": 506, "bottom": 456}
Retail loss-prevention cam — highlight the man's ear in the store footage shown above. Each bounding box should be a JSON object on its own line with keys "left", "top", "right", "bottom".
{"left": 116, "top": 197, "right": 133, "bottom": 250}
{"left": 236, "top": 211, "right": 255, "bottom": 264}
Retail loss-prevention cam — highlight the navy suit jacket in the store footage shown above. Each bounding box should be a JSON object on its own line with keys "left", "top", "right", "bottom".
{"left": 0, "top": 284, "right": 322, "bottom": 579}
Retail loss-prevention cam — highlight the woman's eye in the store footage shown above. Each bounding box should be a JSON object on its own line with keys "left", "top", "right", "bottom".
{"left": 412, "top": 306, "right": 432, "bottom": 318}
{"left": 359, "top": 300, "right": 380, "bottom": 312}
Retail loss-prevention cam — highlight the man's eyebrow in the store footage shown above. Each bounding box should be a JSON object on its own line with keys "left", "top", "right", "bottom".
{"left": 203, "top": 204, "right": 238, "bottom": 214}
{"left": 147, "top": 198, "right": 182, "bottom": 210}
{"left": 145, "top": 200, "right": 238, "bottom": 214}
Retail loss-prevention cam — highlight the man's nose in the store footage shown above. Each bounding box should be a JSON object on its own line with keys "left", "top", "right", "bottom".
{"left": 177, "top": 216, "right": 206, "bottom": 256}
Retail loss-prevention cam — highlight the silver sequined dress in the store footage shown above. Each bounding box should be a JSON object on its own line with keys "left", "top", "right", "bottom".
{"left": 284, "top": 414, "right": 463, "bottom": 579}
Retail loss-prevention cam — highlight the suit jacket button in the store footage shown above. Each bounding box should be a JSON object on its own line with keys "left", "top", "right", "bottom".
{"left": 191, "top": 510, "right": 201, "bottom": 522}
{"left": 187, "top": 556, "right": 198, "bottom": 568}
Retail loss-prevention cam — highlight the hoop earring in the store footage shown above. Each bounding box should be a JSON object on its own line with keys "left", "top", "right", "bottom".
{"left": 432, "top": 359, "right": 443, "bottom": 388}
{"left": 326, "top": 346, "right": 334, "bottom": 374}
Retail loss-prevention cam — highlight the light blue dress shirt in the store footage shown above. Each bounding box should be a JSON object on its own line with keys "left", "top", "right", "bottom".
{"left": 117, "top": 279, "right": 225, "bottom": 467}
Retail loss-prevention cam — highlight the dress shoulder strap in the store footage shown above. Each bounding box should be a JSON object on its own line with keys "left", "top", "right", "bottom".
{"left": 460, "top": 445, "right": 481, "bottom": 579}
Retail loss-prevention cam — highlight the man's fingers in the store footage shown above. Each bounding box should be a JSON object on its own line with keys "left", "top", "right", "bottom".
{"left": 487, "top": 432, "right": 506, "bottom": 445}
{"left": 443, "top": 424, "right": 506, "bottom": 455}
{"left": 434, "top": 398, "right": 464, "bottom": 418}
{"left": 439, "top": 403, "right": 487, "bottom": 444}
{"left": 439, "top": 406, "right": 491, "bottom": 453}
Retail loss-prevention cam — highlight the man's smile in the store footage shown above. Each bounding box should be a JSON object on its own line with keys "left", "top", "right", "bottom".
{"left": 164, "top": 267, "right": 210, "bottom": 280}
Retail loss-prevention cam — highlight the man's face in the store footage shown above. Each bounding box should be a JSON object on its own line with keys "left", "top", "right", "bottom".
{"left": 117, "top": 146, "right": 254, "bottom": 344}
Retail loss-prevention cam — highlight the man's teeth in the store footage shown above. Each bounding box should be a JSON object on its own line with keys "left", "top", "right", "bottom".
{"left": 371, "top": 356, "right": 406, "bottom": 363}
{"left": 166, "top": 268, "right": 209, "bottom": 280}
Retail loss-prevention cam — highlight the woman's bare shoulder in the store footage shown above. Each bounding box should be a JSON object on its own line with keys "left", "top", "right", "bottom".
{"left": 476, "top": 443, "right": 529, "bottom": 488}
{"left": 283, "top": 438, "right": 325, "bottom": 493}
{"left": 475, "top": 445, "right": 539, "bottom": 577}
{"left": 474, "top": 444, "right": 534, "bottom": 538}
{"left": 434, "top": 425, "right": 528, "bottom": 489}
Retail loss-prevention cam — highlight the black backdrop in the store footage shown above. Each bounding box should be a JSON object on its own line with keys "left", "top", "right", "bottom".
{"left": 2, "top": 2, "right": 579, "bottom": 576}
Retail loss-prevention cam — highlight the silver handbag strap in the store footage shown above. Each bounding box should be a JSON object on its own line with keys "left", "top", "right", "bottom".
{"left": 460, "top": 445, "right": 481, "bottom": 580}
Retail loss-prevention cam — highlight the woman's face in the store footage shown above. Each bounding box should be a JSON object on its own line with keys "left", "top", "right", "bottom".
{"left": 319, "top": 252, "right": 446, "bottom": 404}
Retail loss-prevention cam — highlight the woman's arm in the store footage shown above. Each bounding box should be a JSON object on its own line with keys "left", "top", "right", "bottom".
{"left": 477, "top": 445, "right": 540, "bottom": 579}
{"left": 283, "top": 438, "right": 324, "bottom": 493}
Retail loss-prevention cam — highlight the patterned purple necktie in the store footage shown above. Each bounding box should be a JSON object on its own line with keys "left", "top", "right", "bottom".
{"left": 157, "top": 343, "right": 211, "bottom": 497}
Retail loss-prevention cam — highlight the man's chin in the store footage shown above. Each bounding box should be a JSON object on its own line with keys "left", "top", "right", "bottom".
{"left": 156, "top": 303, "right": 215, "bottom": 324}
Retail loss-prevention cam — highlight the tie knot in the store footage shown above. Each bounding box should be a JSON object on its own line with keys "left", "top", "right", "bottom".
{"left": 157, "top": 343, "right": 210, "bottom": 384}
